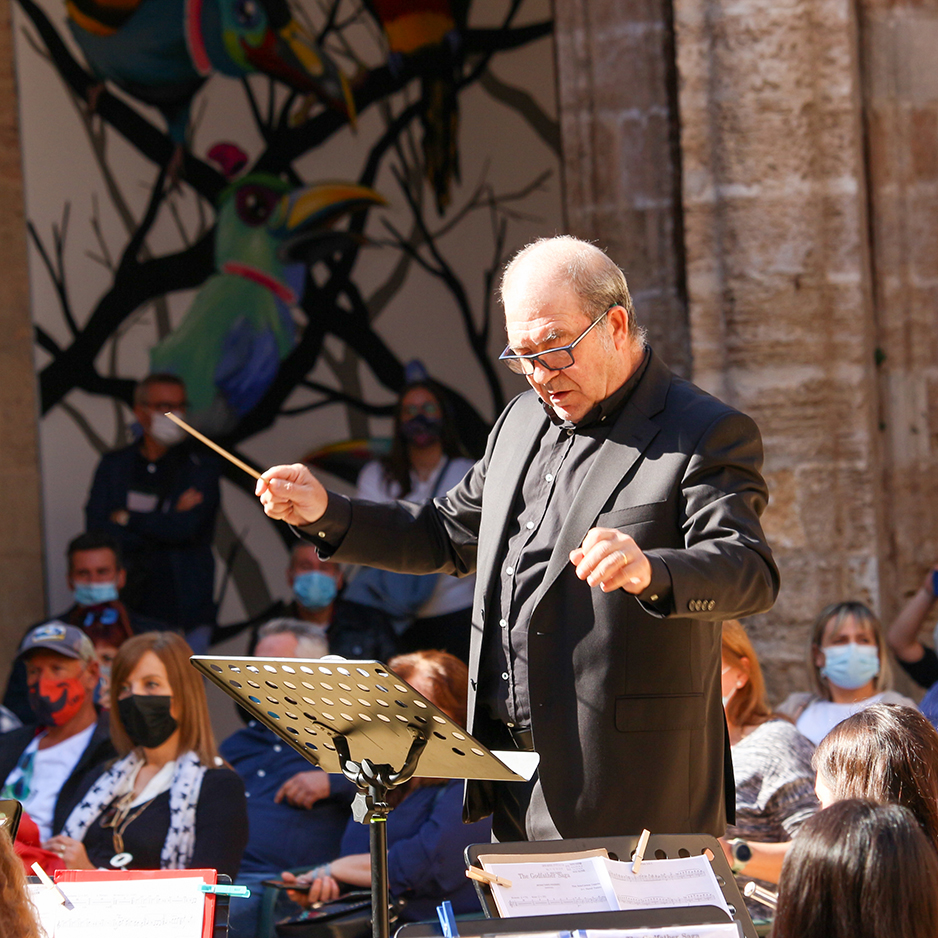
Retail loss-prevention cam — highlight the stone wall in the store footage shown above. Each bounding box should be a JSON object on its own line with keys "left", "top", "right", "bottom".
{"left": 0, "top": 0, "right": 46, "bottom": 687}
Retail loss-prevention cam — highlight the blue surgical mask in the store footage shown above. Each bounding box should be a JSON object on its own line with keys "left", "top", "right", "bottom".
{"left": 73, "top": 581, "right": 119, "bottom": 607}
{"left": 820, "top": 643, "right": 880, "bottom": 690}
{"left": 293, "top": 571, "right": 338, "bottom": 611}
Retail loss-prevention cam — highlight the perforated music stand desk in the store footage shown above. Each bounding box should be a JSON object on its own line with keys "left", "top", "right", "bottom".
{"left": 191, "top": 656, "right": 539, "bottom": 938}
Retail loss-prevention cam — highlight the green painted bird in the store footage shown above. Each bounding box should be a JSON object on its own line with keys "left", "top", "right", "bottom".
{"left": 364, "top": 0, "right": 468, "bottom": 213}
{"left": 65, "top": 0, "right": 356, "bottom": 147}
{"left": 150, "top": 149, "right": 384, "bottom": 429}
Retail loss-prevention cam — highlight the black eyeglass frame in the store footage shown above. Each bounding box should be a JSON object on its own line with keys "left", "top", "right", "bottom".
{"left": 498, "top": 308, "right": 613, "bottom": 375}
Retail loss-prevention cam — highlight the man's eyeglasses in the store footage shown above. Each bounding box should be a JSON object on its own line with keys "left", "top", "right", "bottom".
{"left": 499, "top": 309, "right": 611, "bottom": 376}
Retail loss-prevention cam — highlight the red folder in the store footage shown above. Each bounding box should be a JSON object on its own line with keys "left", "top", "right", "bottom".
{"left": 54, "top": 867, "right": 218, "bottom": 938}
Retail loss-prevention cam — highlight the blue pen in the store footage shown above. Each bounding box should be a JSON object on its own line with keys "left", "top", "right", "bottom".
{"left": 201, "top": 884, "right": 252, "bottom": 898}
{"left": 437, "top": 899, "right": 458, "bottom": 938}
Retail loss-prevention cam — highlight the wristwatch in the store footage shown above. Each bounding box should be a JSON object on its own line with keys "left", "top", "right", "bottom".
{"left": 727, "top": 838, "right": 752, "bottom": 874}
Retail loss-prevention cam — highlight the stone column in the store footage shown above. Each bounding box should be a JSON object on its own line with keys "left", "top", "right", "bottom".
{"left": 553, "top": 0, "right": 692, "bottom": 377}
{"left": 673, "top": 0, "right": 884, "bottom": 697}
{"left": 0, "top": 0, "right": 46, "bottom": 687}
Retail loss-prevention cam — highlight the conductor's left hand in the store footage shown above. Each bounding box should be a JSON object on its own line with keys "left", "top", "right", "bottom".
{"left": 255, "top": 464, "right": 328, "bottom": 526}
{"left": 569, "top": 528, "right": 652, "bottom": 594}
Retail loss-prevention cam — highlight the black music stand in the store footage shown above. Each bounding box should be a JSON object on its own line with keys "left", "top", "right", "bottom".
{"left": 191, "top": 656, "right": 539, "bottom": 938}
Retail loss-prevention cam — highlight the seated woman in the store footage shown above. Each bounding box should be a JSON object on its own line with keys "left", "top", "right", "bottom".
{"left": 777, "top": 601, "right": 916, "bottom": 745}
{"left": 719, "top": 621, "right": 818, "bottom": 916}
{"left": 281, "top": 650, "right": 491, "bottom": 922}
{"left": 44, "top": 632, "right": 247, "bottom": 878}
{"left": 773, "top": 800, "right": 938, "bottom": 938}
{"left": 812, "top": 702, "right": 938, "bottom": 850}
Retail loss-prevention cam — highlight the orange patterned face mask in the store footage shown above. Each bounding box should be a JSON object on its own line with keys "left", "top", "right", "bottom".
{"left": 28, "top": 675, "right": 87, "bottom": 726}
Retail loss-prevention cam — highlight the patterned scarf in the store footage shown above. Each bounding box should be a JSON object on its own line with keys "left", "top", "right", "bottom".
{"left": 63, "top": 750, "right": 206, "bottom": 868}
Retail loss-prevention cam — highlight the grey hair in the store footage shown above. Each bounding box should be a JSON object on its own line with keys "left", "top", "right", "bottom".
{"left": 256, "top": 618, "right": 329, "bottom": 659}
{"left": 133, "top": 373, "right": 187, "bottom": 408}
{"left": 499, "top": 235, "right": 646, "bottom": 345}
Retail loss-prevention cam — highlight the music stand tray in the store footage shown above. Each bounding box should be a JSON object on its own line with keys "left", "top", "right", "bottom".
{"left": 191, "top": 656, "right": 539, "bottom": 938}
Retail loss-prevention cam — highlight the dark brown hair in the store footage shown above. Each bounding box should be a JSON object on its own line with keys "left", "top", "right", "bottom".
{"left": 774, "top": 799, "right": 938, "bottom": 938}
{"left": 381, "top": 381, "right": 464, "bottom": 497}
{"left": 721, "top": 619, "right": 773, "bottom": 729}
{"left": 109, "top": 631, "right": 219, "bottom": 765}
{"left": 0, "top": 829, "right": 42, "bottom": 938}
{"left": 813, "top": 703, "right": 938, "bottom": 853}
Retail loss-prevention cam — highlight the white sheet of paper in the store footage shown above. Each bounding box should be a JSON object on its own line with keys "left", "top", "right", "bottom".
{"left": 27, "top": 883, "right": 62, "bottom": 938}
{"left": 483, "top": 856, "right": 620, "bottom": 917}
{"left": 584, "top": 925, "right": 740, "bottom": 937}
{"left": 603, "top": 855, "right": 732, "bottom": 917}
{"left": 39, "top": 876, "right": 206, "bottom": 938}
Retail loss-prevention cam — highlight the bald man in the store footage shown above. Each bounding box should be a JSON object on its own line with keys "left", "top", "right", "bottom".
{"left": 256, "top": 236, "right": 779, "bottom": 842}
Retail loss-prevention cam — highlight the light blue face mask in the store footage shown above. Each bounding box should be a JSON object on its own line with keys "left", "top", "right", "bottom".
{"left": 293, "top": 571, "right": 338, "bottom": 611}
{"left": 73, "top": 581, "right": 119, "bottom": 607}
{"left": 820, "top": 643, "right": 880, "bottom": 690}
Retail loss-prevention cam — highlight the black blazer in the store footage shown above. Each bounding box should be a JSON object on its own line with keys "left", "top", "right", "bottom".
{"left": 320, "top": 351, "right": 779, "bottom": 838}
{"left": 0, "top": 711, "right": 116, "bottom": 835}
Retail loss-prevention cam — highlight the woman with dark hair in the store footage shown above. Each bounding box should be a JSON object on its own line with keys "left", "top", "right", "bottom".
{"left": 348, "top": 380, "right": 475, "bottom": 662}
{"left": 280, "top": 651, "right": 491, "bottom": 922}
{"left": 812, "top": 703, "right": 938, "bottom": 851}
{"left": 777, "top": 601, "right": 916, "bottom": 745}
{"left": 719, "top": 621, "right": 818, "bottom": 914}
{"left": 43, "top": 632, "right": 247, "bottom": 877}
{"left": 773, "top": 799, "right": 938, "bottom": 938}
{"left": 0, "top": 826, "right": 42, "bottom": 938}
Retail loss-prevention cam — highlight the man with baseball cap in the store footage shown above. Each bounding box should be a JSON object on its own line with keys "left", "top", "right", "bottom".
{"left": 0, "top": 622, "right": 115, "bottom": 844}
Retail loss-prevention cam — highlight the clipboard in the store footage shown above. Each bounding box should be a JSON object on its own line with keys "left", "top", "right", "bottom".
{"left": 54, "top": 867, "right": 218, "bottom": 938}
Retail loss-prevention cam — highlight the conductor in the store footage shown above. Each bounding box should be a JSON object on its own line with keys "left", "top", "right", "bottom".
{"left": 256, "top": 236, "right": 779, "bottom": 842}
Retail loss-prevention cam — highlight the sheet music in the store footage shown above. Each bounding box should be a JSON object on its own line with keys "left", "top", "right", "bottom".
{"left": 28, "top": 876, "right": 206, "bottom": 938}
{"left": 604, "top": 855, "right": 732, "bottom": 917}
{"left": 482, "top": 856, "right": 620, "bottom": 916}
{"left": 584, "top": 926, "right": 740, "bottom": 937}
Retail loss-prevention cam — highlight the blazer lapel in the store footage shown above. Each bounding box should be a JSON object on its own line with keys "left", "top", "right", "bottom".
{"left": 532, "top": 353, "right": 672, "bottom": 606}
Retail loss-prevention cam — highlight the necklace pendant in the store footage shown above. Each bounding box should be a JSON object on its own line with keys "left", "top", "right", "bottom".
{"left": 110, "top": 851, "right": 133, "bottom": 868}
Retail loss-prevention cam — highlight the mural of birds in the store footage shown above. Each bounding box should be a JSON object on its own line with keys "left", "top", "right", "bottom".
{"left": 65, "top": 0, "right": 356, "bottom": 146}
{"left": 364, "top": 0, "right": 466, "bottom": 213}
{"left": 150, "top": 154, "right": 385, "bottom": 428}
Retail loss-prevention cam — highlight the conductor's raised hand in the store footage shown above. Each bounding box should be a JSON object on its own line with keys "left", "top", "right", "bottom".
{"left": 255, "top": 464, "right": 328, "bottom": 526}
{"left": 570, "top": 528, "right": 652, "bottom": 594}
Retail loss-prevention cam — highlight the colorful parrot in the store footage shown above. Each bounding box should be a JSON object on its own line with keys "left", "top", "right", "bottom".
{"left": 65, "top": 0, "right": 356, "bottom": 147}
{"left": 364, "top": 0, "right": 467, "bottom": 214}
{"left": 150, "top": 151, "right": 385, "bottom": 429}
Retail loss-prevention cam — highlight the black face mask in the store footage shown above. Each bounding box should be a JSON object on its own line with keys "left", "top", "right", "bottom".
{"left": 117, "top": 694, "right": 178, "bottom": 749}
{"left": 400, "top": 414, "right": 442, "bottom": 447}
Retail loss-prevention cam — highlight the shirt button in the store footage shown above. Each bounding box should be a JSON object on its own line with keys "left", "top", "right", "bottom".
{"left": 501, "top": 672, "right": 509, "bottom": 680}
{"left": 545, "top": 473, "right": 554, "bottom": 482}
{"left": 245, "top": 791, "right": 251, "bottom": 797}
{"left": 499, "top": 618, "right": 508, "bottom": 629}
{"left": 566, "top": 428, "right": 574, "bottom": 436}
{"left": 273, "top": 745, "right": 282, "bottom": 753}
{"left": 317, "top": 531, "right": 326, "bottom": 539}
{"left": 257, "top": 769, "right": 266, "bottom": 777}
{"left": 526, "top": 521, "right": 535, "bottom": 530}
{"left": 505, "top": 566, "right": 514, "bottom": 576}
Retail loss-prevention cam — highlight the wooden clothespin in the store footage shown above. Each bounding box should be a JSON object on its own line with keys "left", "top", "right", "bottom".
{"left": 631, "top": 828, "right": 651, "bottom": 874}
{"left": 466, "top": 866, "right": 513, "bottom": 888}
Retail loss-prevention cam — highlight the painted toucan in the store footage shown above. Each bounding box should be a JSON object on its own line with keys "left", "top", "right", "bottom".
{"left": 65, "top": 0, "right": 356, "bottom": 146}
{"left": 149, "top": 151, "right": 385, "bottom": 428}
{"left": 364, "top": 0, "right": 467, "bottom": 214}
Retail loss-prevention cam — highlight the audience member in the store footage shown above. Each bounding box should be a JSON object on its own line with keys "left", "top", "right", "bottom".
{"left": 3, "top": 532, "right": 162, "bottom": 724}
{"left": 85, "top": 374, "right": 222, "bottom": 638}
{"left": 45, "top": 632, "right": 247, "bottom": 878}
{"left": 221, "top": 620, "right": 356, "bottom": 937}
{"left": 211, "top": 543, "right": 342, "bottom": 655}
{"left": 812, "top": 703, "right": 938, "bottom": 851}
{"left": 280, "top": 651, "right": 491, "bottom": 923}
{"left": 0, "top": 624, "right": 114, "bottom": 845}
{"left": 0, "top": 824, "right": 42, "bottom": 938}
{"left": 719, "top": 620, "right": 818, "bottom": 917}
{"left": 886, "top": 563, "right": 938, "bottom": 723}
{"left": 777, "top": 601, "right": 916, "bottom": 745}
{"left": 773, "top": 799, "right": 938, "bottom": 938}
{"left": 337, "top": 379, "right": 475, "bottom": 663}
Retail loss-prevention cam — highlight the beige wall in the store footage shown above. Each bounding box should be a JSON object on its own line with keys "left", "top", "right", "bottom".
{"left": 0, "top": 0, "right": 46, "bottom": 687}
